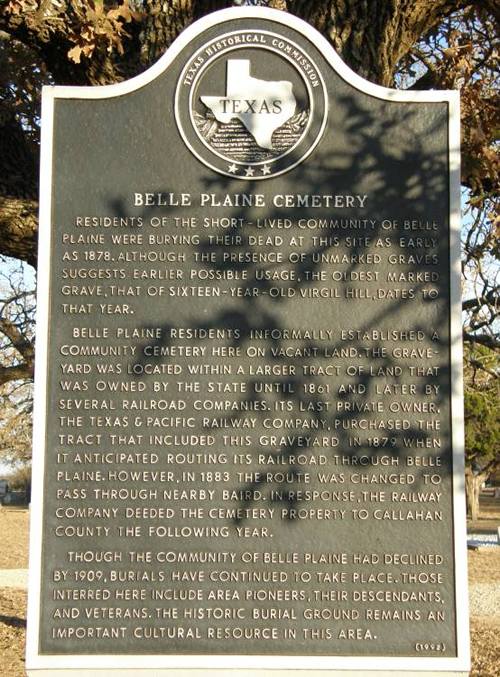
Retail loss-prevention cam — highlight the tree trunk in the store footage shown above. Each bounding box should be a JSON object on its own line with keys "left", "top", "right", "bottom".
{"left": 285, "top": 0, "right": 470, "bottom": 86}
{"left": 138, "top": 0, "right": 234, "bottom": 67}
{"left": 464, "top": 468, "right": 488, "bottom": 522}
{"left": 0, "top": 114, "right": 39, "bottom": 266}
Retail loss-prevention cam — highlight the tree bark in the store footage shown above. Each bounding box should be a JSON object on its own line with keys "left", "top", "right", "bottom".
{"left": 138, "top": 1, "right": 234, "bottom": 67}
{"left": 0, "top": 197, "right": 38, "bottom": 267}
{"left": 285, "top": 0, "right": 470, "bottom": 86}
{"left": 0, "top": 362, "right": 34, "bottom": 387}
{"left": 0, "top": 112, "right": 39, "bottom": 266}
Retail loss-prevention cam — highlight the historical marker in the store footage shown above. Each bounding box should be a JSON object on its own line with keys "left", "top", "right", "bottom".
{"left": 27, "top": 7, "right": 469, "bottom": 676}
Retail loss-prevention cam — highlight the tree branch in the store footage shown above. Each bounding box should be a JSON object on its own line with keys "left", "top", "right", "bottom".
{"left": 0, "top": 317, "right": 34, "bottom": 362}
{"left": 0, "top": 196, "right": 38, "bottom": 267}
{"left": 463, "top": 331, "right": 500, "bottom": 350}
{"left": 0, "top": 363, "right": 34, "bottom": 387}
{"left": 462, "top": 288, "right": 499, "bottom": 311}
{"left": 0, "top": 103, "right": 39, "bottom": 265}
{"left": 468, "top": 358, "right": 499, "bottom": 380}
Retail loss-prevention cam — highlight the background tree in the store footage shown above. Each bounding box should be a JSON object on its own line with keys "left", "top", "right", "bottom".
{"left": 2, "top": 462, "right": 32, "bottom": 499}
{"left": 0, "top": 257, "right": 35, "bottom": 471}
{"left": 463, "top": 343, "right": 499, "bottom": 520}
{"left": 0, "top": 0, "right": 498, "bottom": 500}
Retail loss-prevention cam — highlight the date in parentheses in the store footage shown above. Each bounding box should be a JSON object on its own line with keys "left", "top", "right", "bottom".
{"left": 415, "top": 642, "right": 446, "bottom": 653}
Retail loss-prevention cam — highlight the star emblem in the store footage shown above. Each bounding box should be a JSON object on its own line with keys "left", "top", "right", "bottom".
{"left": 228, "top": 163, "right": 238, "bottom": 174}
{"left": 261, "top": 164, "right": 271, "bottom": 175}
{"left": 245, "top": 166, "right": 255, "bottom": 177}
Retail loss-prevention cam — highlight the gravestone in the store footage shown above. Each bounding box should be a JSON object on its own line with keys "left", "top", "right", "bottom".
{"left": 27, "top": 7, "right": 469, "bottom": 676}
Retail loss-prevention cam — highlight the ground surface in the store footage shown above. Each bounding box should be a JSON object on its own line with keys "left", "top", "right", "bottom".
{"left": 0, "top": 507, "right": 30, "bottom": 568}
{"left": 0, "top": 500, "right": 499, "bottom": 677}
{"left": 468, "top": 492, "right": 500, "bottom": 533}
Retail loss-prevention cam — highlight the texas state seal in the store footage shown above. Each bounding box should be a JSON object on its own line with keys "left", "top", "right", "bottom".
{"left": 175, "top": 29, "right": 328, "bottom": 180}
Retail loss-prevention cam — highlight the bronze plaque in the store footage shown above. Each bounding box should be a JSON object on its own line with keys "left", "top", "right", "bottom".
{"left": 27, "top": 6, "right": 468, "bottom": 675}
